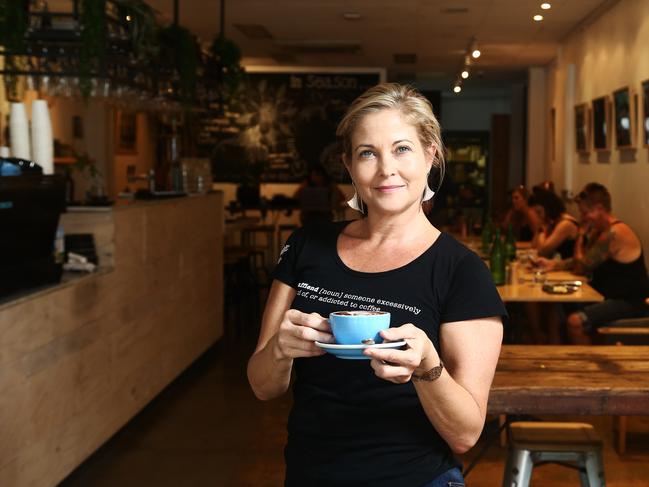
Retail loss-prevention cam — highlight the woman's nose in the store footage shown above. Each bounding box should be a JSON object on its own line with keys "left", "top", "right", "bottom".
{"left": 377, "top": 153, "right": 397, "bottom": 176}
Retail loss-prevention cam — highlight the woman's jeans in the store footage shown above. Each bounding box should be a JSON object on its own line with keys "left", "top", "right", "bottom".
{"left": 421, "top": 467, "right": 465, "bottom": 487}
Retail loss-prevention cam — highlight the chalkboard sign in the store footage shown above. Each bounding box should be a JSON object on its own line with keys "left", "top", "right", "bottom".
{"left": 203, "top": 68, "right": 384, "bottom": 183}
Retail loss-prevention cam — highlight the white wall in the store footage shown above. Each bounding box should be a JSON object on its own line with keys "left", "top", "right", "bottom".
{"left": 546, "top": 0, "right": 649, "bottom": 260}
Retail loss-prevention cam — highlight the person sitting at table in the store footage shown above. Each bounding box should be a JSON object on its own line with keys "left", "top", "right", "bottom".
{"left": 248, "top": 83, "right": 506, "bottom": 486}
{"left": 529, "top": 189, "right": 579, "bottom": 259}
{"left": 523, "top": 189, "right": 579, "bottom": 343}
{"left": 293, "top": 164, "right": 346, "bottom": 227}
{"left": 537, "top": 183, "right": 649, "bottom": 344}
{"left": 501, "top": 185, "right": 542, "bottom": 241}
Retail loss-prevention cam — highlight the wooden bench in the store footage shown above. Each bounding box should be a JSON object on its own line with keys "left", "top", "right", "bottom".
{"left": 596, "top": 311, "right": 649, "bottom": 454}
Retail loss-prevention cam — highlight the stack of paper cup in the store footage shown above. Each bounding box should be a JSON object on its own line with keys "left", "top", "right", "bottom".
{"left": 31, "top": 99, "right": 54, "bottom": 175}
{"left": 9, "top": 102, "right": 31, "bottom": 160}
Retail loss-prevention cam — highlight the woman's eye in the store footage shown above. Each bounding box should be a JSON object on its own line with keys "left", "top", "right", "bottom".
{"left": 359, "top": 150, "right": 374, "bottom": 158}
{"left": 396, "top": 145, "right": 412, "bottom": 154}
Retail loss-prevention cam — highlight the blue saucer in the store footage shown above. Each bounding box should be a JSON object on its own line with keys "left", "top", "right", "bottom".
{"left": 315, "top": 340, "right": 407, "bottom": 360}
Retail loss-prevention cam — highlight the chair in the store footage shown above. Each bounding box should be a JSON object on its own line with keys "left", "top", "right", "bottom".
{"left": 502, "top": 421, "right": 605, "bottom": 487}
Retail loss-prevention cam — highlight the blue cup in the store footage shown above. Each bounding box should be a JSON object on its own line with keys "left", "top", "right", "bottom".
{"left": 329, "top": 311, "right": 391, "bottom": 345}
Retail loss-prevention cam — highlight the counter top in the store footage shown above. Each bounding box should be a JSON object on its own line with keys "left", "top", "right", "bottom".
{"left": 0, "top": 267, "right": 114, "bottom": 312}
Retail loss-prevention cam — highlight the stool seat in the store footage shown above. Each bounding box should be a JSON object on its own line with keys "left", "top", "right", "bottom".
{"left": 510, "top": 422, "right": 602, "bottom": 451}
{"left": 503, "top": 422, "right": 605, "bottom": 487}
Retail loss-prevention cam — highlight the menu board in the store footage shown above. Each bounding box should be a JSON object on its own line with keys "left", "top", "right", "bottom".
{"left": 202, "top": 69, "right": 383, "bottom": 183}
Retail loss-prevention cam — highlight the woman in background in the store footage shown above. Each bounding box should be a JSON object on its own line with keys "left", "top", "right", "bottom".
{"left": 502, "top": 185, "right": 542, "bottom": 241}
{"left": 529, "top": 189, "right": 579, "bottom": 259}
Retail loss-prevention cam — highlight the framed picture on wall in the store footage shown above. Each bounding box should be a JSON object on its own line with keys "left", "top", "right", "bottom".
{"left": 574, "top": 103, "right": 589, "bottom": 153}
{"left": 115, "top": 110, "right": 138, "bottom": 154}
{"left": 591, "top": 96, "right": 611, "bottom": 151}
{"left": 642, "top": 79, "right": 649, "bottom": 147}
{"left": 612, "top": 86, "right": 634, "bottom": 148}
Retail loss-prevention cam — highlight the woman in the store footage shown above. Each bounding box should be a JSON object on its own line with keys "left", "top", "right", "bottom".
{"left": 524, "top": 189, "right": 579, "bottom": 343}
{"left": 502, "top": 186, "right": 542, "bottom": 241}
{"left": 248, "top": 83, "right": 505, "bottom": 487}
{"left": 529, "top": 188, "right": 579, "bottom": 259}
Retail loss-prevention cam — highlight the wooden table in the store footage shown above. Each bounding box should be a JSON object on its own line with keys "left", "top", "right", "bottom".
{"left": 497, "top": 270, "right": 604, "bottom": 303}
{"left": 489, "top": 345, "right": 649, "bottom": 416}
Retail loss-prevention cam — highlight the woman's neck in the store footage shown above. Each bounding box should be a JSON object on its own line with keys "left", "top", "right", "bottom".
{"left": 358, "top": 206, "right": 434, "bottom": 245}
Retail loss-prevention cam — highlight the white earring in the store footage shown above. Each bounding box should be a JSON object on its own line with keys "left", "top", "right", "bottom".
{"left": 347, "top": 183, "right": 364, "bottom": 213}
{"left": 422, "top": 172, "right": 435, "bottom": 202}
{"left": 423, "top": 184, "right": 435, "bottom": 202}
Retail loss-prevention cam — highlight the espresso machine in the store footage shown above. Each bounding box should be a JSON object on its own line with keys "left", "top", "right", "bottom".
{"left": 0, "top": 157, "right": 66, "bottom": 298}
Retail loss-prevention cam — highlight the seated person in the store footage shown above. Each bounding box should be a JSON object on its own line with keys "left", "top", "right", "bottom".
{"left": 529, "top": 189, "right": 579, "bottom": 258}
{"left": 538, "top": 183, "right": 649, "bottom": 344}
{"left": 502, "top": 185, "right": 542, "bottom": 241}
{"left": 293, "top": 164, "right": 345, "bottom": 227}
{"left": 524, "top": 189, "right": 579, "bottom": 343}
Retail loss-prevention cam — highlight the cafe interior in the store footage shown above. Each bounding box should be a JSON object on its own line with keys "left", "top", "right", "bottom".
{"left": 1, "top": 0, "right": 649, "bottom": 486}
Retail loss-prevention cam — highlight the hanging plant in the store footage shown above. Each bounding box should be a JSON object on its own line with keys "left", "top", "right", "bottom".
{"left": 206, "top": 36, "right": 246, "bottom": 101}
{"left": 0, "top": 0, "right": 28, "bottom": 100}
{"left": 79, "top": 0, "right": 107, "bottom": 98}
{"left": 117, "top": 0, "right": 159, "bottom": 63}
{"left": 158, "top": 24, "right": 200, "bottom": 104}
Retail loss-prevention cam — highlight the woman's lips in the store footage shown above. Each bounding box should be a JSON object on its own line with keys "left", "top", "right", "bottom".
{"left": 375, "top": 185, "right": 405, "bottom": 193}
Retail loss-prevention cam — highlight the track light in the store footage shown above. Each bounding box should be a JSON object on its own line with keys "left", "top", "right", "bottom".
{"left": 453, "top": 84, "right": 462, "bottom": 94}
{"left": 461, "top": 69, "right": 469, "bottom": 79}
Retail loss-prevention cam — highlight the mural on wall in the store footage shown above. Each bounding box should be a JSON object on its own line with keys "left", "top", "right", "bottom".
{"left": 202, "top": 70, "right": 383, "bottom": 183}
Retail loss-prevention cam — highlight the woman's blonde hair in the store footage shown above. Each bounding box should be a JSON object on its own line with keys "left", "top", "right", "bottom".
{"left": 336, "top": 83, "right": 445, "bottom": 189}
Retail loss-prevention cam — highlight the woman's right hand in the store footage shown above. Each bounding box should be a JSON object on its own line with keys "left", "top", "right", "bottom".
{"left": 273, "top": 309, "right": 334, "bottom": 360}
{"left": 535, "top": 257, "right": 556, "bottom": 270}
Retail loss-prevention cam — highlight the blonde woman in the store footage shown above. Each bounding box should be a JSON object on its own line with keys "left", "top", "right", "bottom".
{"left": 248, "top": 83, "right": 505, "bottom": 486}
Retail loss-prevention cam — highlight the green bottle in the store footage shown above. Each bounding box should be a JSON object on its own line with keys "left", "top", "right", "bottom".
{"left": 481, "top": 218, "right": 493, "bottom": 255}
{"left": 490, "top": 228, "right": 505, "bottom": 285}
{"left": 505, "top": 223, "right": 517, "bottom": 262}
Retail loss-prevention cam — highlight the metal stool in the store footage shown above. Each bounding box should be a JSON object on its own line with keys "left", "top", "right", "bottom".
{"left": 502, "top": 422, "right": 605, "bottom": 487}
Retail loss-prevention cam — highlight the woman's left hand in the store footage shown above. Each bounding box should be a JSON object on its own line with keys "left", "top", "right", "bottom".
{"left": 363, "top": 324, "right": 439, "bottom": 384}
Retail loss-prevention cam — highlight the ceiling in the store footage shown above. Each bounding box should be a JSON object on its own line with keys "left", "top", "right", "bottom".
{"left": 146, "top": 0, "right": 618, "bottom": 90}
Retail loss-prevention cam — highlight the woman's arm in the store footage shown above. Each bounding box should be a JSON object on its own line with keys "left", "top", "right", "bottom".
{"left": 535, "top": 220, "right": 576, "bottom": 258}
{"left": 364, "top": 317, "right": 503, "bottom": 453}
{"left": 247, "top": 280, "right": 333, "bottom": 400}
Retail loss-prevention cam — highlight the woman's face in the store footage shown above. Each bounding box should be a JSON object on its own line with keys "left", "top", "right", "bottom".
{"left": 344, "top": 109, "right": 434, "bottom": 217}
{"left": 511, "top": 190, "right": 527, "bottom": 211}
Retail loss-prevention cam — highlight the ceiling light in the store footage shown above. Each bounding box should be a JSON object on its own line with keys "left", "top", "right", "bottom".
{"left": 471, "top": 49, "right": 481, "bottom": 59}
{"left": 533, "top": 14, "right": 543, "bottom": 21}
{"left": 541, "top": 3, "right": 551, "bottom": 10}
{"left": 461, "top": 69, "right": 469, "bottom": 79}
{"left": 453, "top": 85, "right": 462, "bottom": 93}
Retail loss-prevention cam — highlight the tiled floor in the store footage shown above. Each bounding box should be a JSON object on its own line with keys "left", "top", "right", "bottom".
{"left": 60, "top": 338, "right": 649, "bottom": 486}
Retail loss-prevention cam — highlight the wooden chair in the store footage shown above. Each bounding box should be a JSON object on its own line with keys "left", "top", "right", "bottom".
{"left": 502, "top": 421, "right": 605, "bottom": 487}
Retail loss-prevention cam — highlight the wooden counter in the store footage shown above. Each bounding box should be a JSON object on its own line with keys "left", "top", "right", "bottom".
{"left": 0, "top": 193, "right": 224, "bottom": 487}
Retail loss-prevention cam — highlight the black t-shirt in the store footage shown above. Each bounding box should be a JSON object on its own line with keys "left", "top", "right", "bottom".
{"left": 272, "top": 221, "right": 506, "bottom": 487}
